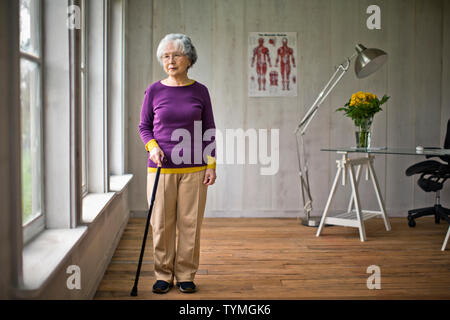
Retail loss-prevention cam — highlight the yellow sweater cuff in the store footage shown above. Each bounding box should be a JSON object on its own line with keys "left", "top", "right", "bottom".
{"left": 206, "top": 155, "right": 216, "bottom": 169}
{"left": 145, "top": 139, "right": 159, "bottom": 152}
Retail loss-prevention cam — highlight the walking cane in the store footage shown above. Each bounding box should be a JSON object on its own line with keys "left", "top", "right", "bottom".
{"left": 130, "top": 165, "right": 162, "bottom": 296}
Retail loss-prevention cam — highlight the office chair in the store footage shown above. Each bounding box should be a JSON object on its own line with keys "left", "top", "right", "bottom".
{"left": 405, "top": 118, "right": 450, "bottom": 227}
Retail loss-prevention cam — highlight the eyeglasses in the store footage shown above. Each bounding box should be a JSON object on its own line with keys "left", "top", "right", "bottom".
{"left": 161, "top": 52, "right": 185, "bottom": 61}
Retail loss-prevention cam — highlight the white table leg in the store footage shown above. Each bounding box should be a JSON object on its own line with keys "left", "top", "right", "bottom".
{"left": 316, "top": 165, "right": 342, "bottom": 237}
{"left": 367, "top": 159, "right": 391, "bottom": 231}
{"left": 442, "top": 226, "right": 450, "bottom": 251}
{"left": 347, "top": 164, "right": 362, "bottom": 213}
{"left": 348, "top": 164, "right": 366, "bottom": 242}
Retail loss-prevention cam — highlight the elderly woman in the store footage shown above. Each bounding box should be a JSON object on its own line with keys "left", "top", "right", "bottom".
{"left": 139, "top": 33, "right": 216, "bottom": 294}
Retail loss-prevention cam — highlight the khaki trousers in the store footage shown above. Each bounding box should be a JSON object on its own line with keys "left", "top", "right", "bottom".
{"left": 147, "top": 170, "right": 208, "bottom": 282}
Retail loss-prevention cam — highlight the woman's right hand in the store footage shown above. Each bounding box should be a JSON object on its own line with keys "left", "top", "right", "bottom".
{"left": 150, "top": 146, "right": 165, "bottom": 167}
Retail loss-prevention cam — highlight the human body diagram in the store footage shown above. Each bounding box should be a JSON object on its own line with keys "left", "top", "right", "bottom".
{"left": 248, "top": 33, "right": 297, "bottom": 97}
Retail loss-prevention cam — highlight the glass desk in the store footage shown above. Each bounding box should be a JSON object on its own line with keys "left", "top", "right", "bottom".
{"left": 321, "top": 147, "right": 450, "bottom": 157}
{"left": 316, "top": 147, "right": 450, "bottom": 242}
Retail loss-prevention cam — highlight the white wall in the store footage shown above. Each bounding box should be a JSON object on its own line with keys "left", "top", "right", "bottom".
{"left": 126, "top": 0, "right": 154, "bottom": 215}
{"left": 127, "top": 0, "right": 450, "bottom": 218}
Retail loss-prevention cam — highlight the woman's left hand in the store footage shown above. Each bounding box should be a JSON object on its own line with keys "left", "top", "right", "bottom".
{"left": 203, "top": 168, "right": 216, "bottom": 186}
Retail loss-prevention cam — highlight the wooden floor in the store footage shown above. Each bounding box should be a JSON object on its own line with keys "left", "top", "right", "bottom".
{"left": 94, "top": 217, "right": 450, "bottom": 300}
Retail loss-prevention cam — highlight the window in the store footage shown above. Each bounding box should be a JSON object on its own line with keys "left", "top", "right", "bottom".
{"left": 20, "top": 0, "right": 44, "bottom": 235}
{"left": 84, "top": 0, "right": 109, "bottom": 195}
{"left": 81, "top": 0, "right": 88, "bottom": 196}
{"left": 109, "top": 0, "right": 126, "bottom": 177}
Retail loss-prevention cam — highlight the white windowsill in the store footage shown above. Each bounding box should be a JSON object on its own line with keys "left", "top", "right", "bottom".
{"left": 21, "top": 227, "right": 88, "bottom": 293}
{"left": 82, "top": 192, "right": 116, "bottom": 223}
{"left": 20, "top": 174, "right": 134, "bottom": 296}
{"left": 109, "top": 173, "right": 133, "bottom": 192}
{"left": 82, "top": 174, "right": 134, "bottom": 223}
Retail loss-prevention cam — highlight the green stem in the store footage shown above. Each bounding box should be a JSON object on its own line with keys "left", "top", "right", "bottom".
{"left": 360, "top": 130, "right": 367, "bottom": 148}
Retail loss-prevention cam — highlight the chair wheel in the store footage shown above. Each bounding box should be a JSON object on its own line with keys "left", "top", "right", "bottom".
{"left": 408, "top": 217, "right": 416, "bottom": 227}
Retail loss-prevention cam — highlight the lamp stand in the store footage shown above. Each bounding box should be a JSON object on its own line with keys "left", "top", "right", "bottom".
{"left": 294, "top": 44, "right": 388, "bottom": 227}
{"left": 295, "top": 56, "right": 354, "bottom": 227}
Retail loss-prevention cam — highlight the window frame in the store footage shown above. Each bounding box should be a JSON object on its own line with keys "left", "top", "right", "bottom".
{"left": 83, "top": 0, "right": 110, "bottom": 199}
{"left": 108, "top": 0, "right": 126, "bottom": 178}
{"left": 80, "top": 0, "right": 89, "bottom": 197}
{"left": 20, "top": 0, "right": 45, "bottom": 244}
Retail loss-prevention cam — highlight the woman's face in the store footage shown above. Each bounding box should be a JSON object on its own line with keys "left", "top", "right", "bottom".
{"left": 161, "top": 42, "right": 191, "bottom": 77}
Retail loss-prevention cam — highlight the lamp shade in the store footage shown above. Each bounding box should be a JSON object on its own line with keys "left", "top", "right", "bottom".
{"left": 354, "top": 44, "right": 388, "bottom": 79}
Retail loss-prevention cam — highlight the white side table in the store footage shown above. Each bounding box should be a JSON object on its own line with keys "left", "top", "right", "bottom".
{"left": 316, "top": 152, "right": 391, "bottom": 241}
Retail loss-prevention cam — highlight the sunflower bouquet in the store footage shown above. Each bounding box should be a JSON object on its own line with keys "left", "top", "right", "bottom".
{"left": 336, "top": 91, "right": 389, "bottom": 148}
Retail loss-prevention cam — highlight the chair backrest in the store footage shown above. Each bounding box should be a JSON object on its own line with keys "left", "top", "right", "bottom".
{"left": 445, "top": 118, "right": 450, "bottom": 149}
{"left": 442, "top": 118, "right": 450, "bottom": 163}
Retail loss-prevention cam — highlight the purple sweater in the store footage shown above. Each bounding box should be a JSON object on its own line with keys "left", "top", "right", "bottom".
{"left": 139, "top": 80, "right": 216, "bottom": 169}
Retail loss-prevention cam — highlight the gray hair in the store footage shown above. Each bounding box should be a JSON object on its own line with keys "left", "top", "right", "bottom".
{"left": 156, "top": 33, "right": 197, "bottom": 69}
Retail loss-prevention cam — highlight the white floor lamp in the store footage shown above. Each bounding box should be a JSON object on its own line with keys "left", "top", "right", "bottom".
{"left": 295, "top": 44, "right": 388, "bottom": 227}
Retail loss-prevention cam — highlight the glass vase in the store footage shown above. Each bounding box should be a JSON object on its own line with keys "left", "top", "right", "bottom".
{"left": 355, "top": 117, "right": 373, "bottom": 149}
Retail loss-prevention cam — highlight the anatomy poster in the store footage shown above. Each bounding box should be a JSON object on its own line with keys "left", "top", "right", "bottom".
{"left": 248, "top": 32, "right": 298, "bottom": 97}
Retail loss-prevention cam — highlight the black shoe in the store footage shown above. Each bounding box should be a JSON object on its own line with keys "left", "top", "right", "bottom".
{"left": 152, "top": 280, "right": 173, "bottom": 294}
{"left": 176, "top": 281, "right": 196, "bottom": 293}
